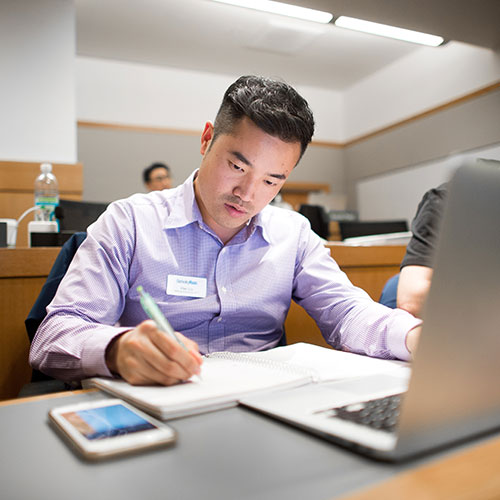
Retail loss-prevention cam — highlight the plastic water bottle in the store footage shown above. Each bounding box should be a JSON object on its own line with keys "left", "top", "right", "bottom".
{"left": 34, "top": 163, "right": 59, "bottom": 222}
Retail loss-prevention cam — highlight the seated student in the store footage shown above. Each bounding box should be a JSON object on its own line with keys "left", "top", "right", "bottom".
{"left": 397, "top": 183, "right": 448, "bottom": 318}
{"left": 30, "top": 75, "right": 421, "bottom": 387}
{"left": 143, "top": 162, "right": 172, "bottom": 191}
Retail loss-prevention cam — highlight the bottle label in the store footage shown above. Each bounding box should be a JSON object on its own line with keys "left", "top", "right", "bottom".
{"left": 35, "top": 197, "right": 58, "bottom": 221}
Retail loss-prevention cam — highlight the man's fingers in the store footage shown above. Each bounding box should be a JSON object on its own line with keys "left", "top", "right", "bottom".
{"left": 111, "top": 320, "right": 202, "bottom": 385}
{"left": 149, "top": 327, "right": 202, "bottom": 375}
{"left": 143, "top": 339, "right": 197, "bottom": 381}
{"left": 179, "top": 334, "right": 203, "bottom": 365}
{"left": 120, "top": 357, "right": 179, "bottom": 386}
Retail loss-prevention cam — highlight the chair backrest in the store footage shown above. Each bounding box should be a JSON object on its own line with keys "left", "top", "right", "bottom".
{"left": 298, "top": 204, "right": 330, "bottom": 239}
{"left": 378, "top": 273, "right": 399, "bottom": 309}
{"left": 25, "top": 232, "right": 87, "bottom": 381}
{"left": 57, "top": 199, "right": 108, "bottom": 232}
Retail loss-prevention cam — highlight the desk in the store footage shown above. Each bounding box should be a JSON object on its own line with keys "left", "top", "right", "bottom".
{"left": 0, "top": 247, "right": 61, "bottom": 400}
{"left": 280, "top": 181, "right": 330, "bottom": 211}
{"left": 1, "top": 390, "right": 500, "bottom": 500}
{"left": 0, "top": 245, "right": 405, "bottom": 400}
{"left": 285, "top": 243, "right": 405, "bottom": 348}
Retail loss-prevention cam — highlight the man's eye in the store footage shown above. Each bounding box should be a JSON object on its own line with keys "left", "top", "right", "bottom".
{"left": 264, "top": 179, "right": 276, "bottom": 186}
{"left": 232, "top": 163, "right": 243, "bottom": 171}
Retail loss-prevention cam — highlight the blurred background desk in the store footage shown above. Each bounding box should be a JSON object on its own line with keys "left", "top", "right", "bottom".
{"left": 0, "top": 247, "right": 60, "bottom": 399}
{"left": 0, "top": 161, "right": 83, "bottom": 247}
{"left": 0, "top": 244, "right": 405, "bottom": 400}
{"left": 285, "top": 243, "right": 405, "bottom": 347}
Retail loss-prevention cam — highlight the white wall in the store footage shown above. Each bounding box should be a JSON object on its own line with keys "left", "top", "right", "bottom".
{"left": 343, "top": 42, "right": 500, "bottom": 140}
{"left": 0, "top": 0, "right": 76, "bottom": 163}
{"left": 72, "top": 17, "right": 500, "bottom": 218}
{"left": 357, "top": 143, "right": 500, "bottom": 223}
{"left": 76, "top": 57, "right": 344, "bottom": 143}
{"left": 76, "top": 41, "right": 500, "bottom": 145}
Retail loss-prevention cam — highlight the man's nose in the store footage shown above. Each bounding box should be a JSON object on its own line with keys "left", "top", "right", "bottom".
{"left": 233, "top": 176, "right": 256, "bottom": 202}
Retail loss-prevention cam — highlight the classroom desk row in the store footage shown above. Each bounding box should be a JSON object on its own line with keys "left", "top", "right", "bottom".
{"left": 0, "top": 243, "right": 405, "bottom": 400}
{"left": 2, "top": 244, "right": 500, "bottom": 498}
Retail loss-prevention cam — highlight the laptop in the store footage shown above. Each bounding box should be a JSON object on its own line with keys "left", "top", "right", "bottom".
{"left": 241, "top": 158, "right": 500, "bottom": 461}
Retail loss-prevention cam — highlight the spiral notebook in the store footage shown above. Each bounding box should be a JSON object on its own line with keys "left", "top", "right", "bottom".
{"left": 85, "top": 343, "right": 407, "bottom": 420}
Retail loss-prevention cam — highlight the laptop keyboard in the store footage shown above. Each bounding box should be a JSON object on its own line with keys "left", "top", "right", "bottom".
{"left": 324, "top": 394, "right": 403, "bottom": 433}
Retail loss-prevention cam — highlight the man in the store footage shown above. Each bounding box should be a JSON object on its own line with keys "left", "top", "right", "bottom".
{"left": 397, "top": 183, "right": 448, "bottom": 317}
{"left": 30, "top": 76, "right": 421, "bottom": 387}
{"left": 143, "top": 162, "right": 172, "bottom": 191}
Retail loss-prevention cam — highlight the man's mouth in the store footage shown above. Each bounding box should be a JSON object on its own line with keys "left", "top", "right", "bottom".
{"left": 224, "top": 203, "right": 247, "bottom": 217}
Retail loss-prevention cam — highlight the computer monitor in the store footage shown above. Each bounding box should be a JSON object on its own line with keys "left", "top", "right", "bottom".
{"left": 56, "top": 199, "right": 109, "bottom": 232}
{"left": 338, "top": 220, "right": 408, "bottom": 240}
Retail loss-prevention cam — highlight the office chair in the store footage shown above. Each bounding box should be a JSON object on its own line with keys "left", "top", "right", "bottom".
{"left": 298, "top": 204, "right": 330, "bottom": 239}
{"left": 20, "top": 232, "right": 87, "bottom": 396}
{"left": 378, "top": 274, "right": 400, "bottom": 309}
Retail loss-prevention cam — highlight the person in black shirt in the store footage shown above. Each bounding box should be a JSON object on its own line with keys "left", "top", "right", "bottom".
{"left": 397, "top": 183, "right": 448, "bottom": 317}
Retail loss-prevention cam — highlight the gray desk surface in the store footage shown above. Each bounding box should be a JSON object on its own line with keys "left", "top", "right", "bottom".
{"left": 0, "top": 390, "right": 479, "bottom": 500}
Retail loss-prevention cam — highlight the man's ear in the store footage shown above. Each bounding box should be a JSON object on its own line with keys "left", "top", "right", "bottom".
{"left": 200, "top": 121, "right": 214, "bottom": 155}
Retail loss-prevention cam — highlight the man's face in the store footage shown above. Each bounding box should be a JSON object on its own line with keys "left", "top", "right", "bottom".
{"left": 194, "top": 117, "right": 301, "bottom": 244}
{"left": 147, "top": 167, "right": 172, "bottom": 191}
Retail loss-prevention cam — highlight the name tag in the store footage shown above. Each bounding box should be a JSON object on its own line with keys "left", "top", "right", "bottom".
{"left": 167, "top": 275, "right": 207, "bottom": 298}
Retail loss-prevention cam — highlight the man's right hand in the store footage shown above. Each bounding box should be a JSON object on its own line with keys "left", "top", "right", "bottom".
{"left": 105, "top": 320, "right": 203, "bottom": 386}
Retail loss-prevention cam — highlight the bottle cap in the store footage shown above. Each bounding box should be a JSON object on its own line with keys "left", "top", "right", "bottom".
{"left": 40, "top": 163, "right": 52, "bottom": 174}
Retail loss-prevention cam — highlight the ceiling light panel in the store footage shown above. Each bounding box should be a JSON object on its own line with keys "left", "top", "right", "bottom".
{"left": 212, "top": 0, "right": 333, "bottom": 24}
{"left": 335, "top": 16, "right": 444, "bottom": 47}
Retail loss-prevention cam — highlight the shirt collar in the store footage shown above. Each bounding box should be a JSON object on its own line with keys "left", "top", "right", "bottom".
{"left": 161, "top": 170, "right": 200, "bottom": 230}
{"left": 251, "top": 210, "right": 271, "bottom": 244}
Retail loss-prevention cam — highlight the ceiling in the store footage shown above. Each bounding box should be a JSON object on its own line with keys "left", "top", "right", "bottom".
{"left": 75, "top": 0, "right": 500, "bottom": 91}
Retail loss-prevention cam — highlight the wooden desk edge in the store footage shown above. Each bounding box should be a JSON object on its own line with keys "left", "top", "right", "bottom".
{"left": 0, "top": 388, "right": 98, "bottom": 407}
{"left": 340, "top": 434, "right": 500, "bottom": 500}
{"left": 0, "top": 247, "right": 61, "bottom": 277}
{"left": 326, "top": 243, "right": 406, "bottom": 267}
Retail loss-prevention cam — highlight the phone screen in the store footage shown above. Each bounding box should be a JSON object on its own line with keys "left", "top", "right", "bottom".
{"left": 60, "top": 403, "right": 158, "bottom": 441}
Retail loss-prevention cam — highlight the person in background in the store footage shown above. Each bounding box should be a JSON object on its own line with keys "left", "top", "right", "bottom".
{"left": 143, "top": 162, "right": 172, "bottom": 191}
{"left": 30, "top": 75, "right": 421, "bottom": 387}
{"left": 397, "top": 183, "right": 448, "bottom": 318}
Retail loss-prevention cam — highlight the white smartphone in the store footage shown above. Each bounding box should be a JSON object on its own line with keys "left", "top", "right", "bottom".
{"left": 49, "top": 398, "right": 176, "bottom": 460}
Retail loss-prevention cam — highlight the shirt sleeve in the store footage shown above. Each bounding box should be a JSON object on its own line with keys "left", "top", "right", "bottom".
{"left": 401, "top": 184, "right": 448, "bottom": 269}
{"left": 293, "top": 226, "right": 421, "bottom": 361}
{"left": 29, "top": 201, "right": 137, "bottom": 382}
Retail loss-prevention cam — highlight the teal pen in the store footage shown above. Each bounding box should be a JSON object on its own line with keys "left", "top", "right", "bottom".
{"left": 137, "top": 286, "right": 202, "bottom": 380}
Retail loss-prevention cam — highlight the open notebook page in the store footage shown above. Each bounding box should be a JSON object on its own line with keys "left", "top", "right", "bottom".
{"left": 239, "top": 343, "right": 410, "bottom": 383}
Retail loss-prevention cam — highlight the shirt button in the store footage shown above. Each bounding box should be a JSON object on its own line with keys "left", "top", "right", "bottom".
{"left": 217, "top": 317, "right": 222, "bottom": 323}
{"left": 221, "top": 286, "right": 227, "bottom": 293}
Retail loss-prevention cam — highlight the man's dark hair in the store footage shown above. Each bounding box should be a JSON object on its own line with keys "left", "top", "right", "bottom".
{"left": 143, "top": 162, "right": 170, "bottom": 184}
{"left": 212, "top": 75, "right": 315, "bottom": 161}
